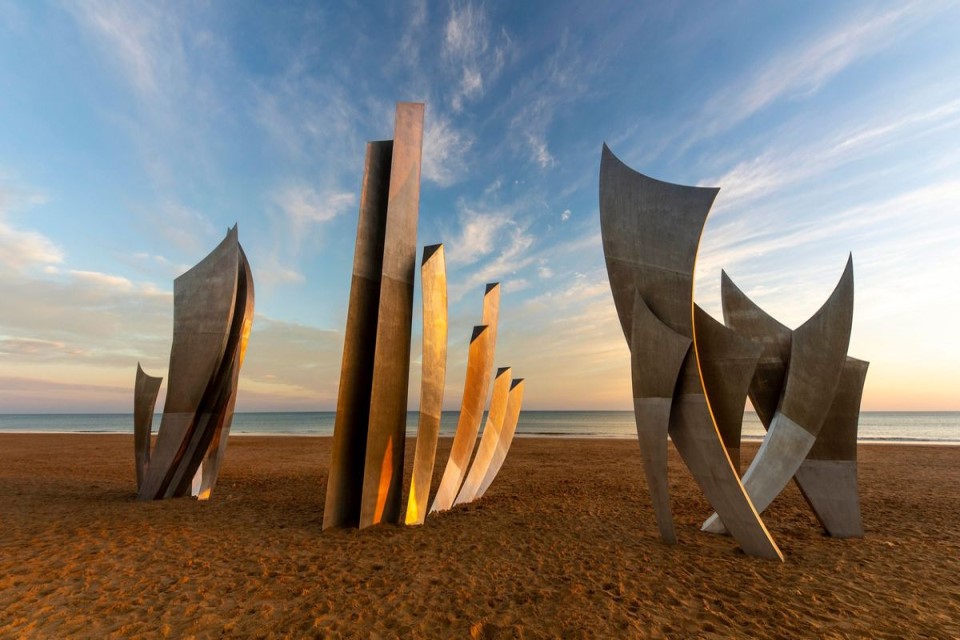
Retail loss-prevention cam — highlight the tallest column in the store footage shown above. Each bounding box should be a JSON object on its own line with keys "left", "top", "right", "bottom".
{"left": 359, "top": 102, "right": 425, "bottom": 528}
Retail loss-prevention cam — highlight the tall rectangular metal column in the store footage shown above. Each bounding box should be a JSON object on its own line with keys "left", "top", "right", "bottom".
{"left": 322, "top": 140, "right": 393, "bottom": 529}
{"left": 359, "top": 102, "right": 425, "bottom": 528}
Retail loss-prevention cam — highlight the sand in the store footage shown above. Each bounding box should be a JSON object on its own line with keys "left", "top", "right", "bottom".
{"left": 1, "top": 434, "right": 958, "bottom": 639}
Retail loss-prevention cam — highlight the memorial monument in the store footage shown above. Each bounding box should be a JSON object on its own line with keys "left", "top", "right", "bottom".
{"left": 135, "top": 225, "right": 254, "bottom": 501}
{"left": 599, "top": 143, "right": 866, "bottom": 559}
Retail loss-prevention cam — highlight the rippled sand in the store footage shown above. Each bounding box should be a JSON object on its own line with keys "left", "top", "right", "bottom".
{"left": 1, "top": 434, "right": 958, "bottom": 638}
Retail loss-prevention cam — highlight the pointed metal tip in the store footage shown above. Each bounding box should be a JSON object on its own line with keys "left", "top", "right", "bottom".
{"left": 485, "top": 282, "right": 500, "bottom": 293}
{"left": 470, "top": 325, "right": 488, "bottom": 342}
{"left": 422, "top": 243, "right": 443, "bottom": 264}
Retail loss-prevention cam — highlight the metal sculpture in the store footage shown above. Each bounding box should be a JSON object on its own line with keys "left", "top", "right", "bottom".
{"left": 694, "top": 306, "right": 763, "bottom": 473}
{"left": 133, "top": 364, "right": 162, "bottom": 491}
{"left": 323, "top": 140, "right": 393, "bottom": 529}
{"left": 703, "top": 270, "right": 866, "bottom": 537}
{"left": 323, "top": 103, "right": 425, "bottom": 529}
{"left": 323, "top": 102, "right": 521, "bottom": 530}
{"left": 474, "top": 378, "right": 525, "bottom": 500}
{"left": 359, "top": 103, "right": 425, "bottom": 528}
{"left": 135, "top": 225, "right": 254, "bottom": 501}
{"left": 599, "top": 144, "right": 782, "bottom": 560}
{"left": 793, "top": 356, "right": 868, "bottom": 537}
{"left": 454, "top": 367, "right": 512, "bottom": 506}
{"left": 430, "top": 284, "right": 500, "bottom": 514}
{"left": 405, "top": 244, "right": 449, "bottom": 526}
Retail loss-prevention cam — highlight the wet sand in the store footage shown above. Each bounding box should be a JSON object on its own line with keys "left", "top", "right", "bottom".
{"left": 1, "top": 434, "right": 958, "bottom": 638}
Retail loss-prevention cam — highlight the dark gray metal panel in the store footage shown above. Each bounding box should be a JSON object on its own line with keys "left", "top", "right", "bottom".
{"left": 630, "top": 292, "right": 691, "bottom": 544}
{"left": 794, "top": 356, "right": 868, "bottom": 537}
{"left": 807, "top": 356, "right": 868, "bottom": 462}
{"left": 599, "top": 144, "right": 718, "bottom": 340}
{"left": 137, "top": 227, "right": 240, "bottom": 500}
{"left": 599, "top": 144, "right": 781, "bottom": 559}
{"left": 360, "top": 102, "right": 425, "bottom": 528}
{"left": 779, "top": 255, "right": 855, "bottom": 434}
{"left": 133, "top": 363, "right": 162, "bottom": 491}
{"left": 720, "top": 271, "right": 792, "bottom": 430}
{"left": 694, "top": 304, "right": 763, "bottom": 471}
{"left": 323, "top": 140, "right": 393, "bottom": 529}
{"left": 166, "top": 234, "right": 252, "bottom": 499}
{"left": 405, "top": 244, "right": 449, "bottom": 525}
{"left": 706, "top": 257, "right": 856, "bottom": 529}
{"left": 197, "top": 245, "right": 256, "bottom": 501}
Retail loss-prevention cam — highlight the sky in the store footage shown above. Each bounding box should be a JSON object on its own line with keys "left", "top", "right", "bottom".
{"left": 1, "top": 0, "right": 959, "bottom": 413}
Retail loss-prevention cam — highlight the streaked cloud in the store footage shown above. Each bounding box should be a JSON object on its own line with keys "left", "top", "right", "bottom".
{"left": 422, "top": 114, "right": 475, "bottom": 186}
{"left": 442, "top": 2, "right": 510, "bottom": 112}
{"left": 694, "top": 2, "right": 948, "bottom": 143}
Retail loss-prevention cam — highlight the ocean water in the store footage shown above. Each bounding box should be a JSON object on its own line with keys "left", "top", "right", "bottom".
{"left": 0, "top": 411, "right": 958, "bottom": 444}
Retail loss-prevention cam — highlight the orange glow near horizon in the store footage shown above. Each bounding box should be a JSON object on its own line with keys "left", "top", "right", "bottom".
{"left": 372, "top": 437, "right": 393, "bottom": 524}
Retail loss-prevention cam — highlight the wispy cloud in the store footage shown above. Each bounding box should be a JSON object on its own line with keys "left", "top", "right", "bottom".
{"left": 443, "top": 197, "right": 538, "bottom": 301}
{"left": 422, "top": 113, "right": 475, "bottom": 186}
{"left": 67, "top": 0, "right": 177, "bottom": 98}
{"left": 693, "top": 2, "right": 948, "bottom": 144}
{"left": 705, "top": 96, "right": 960, "bottom": 215}
{"left": 0, "top": 179, "right": 61, "bottom": 272}
{"left": 442, "top": 2, "right": 510, "bottom": 112}
{"left": 273, "top": 185, "right": 355, "bottom": 229}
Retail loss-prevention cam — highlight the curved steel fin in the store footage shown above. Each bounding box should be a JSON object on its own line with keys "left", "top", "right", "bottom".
{"left": 430, "top": 321, "right": 495, "bottom": 514}
{"left": 704, "top": 256, "right": 855, "bottom": 533}
{"left": 405, "top": 244, "right": 449, "bottom": 525}
{"left": 133, "top": 363, "right": 162, "bottom": 491}
{"left": 138, "top": 226, "right": 241, "bottom": 500}
{"left": 630, "top": 292, "right": 691, "bottom": 544}
{"left": 600, "top": 143, "right": 781, "bottom": 559}
{"left": 197, "top": 244, "right": 256, "bottom": 500}
{"left": 694, "top": 304, "right": 763, "bottom": 471}
{"left": 476, "top": 378, "right": 525, "bottom": 499}
{"left": 794, "top": 356, "right": 868, "bottom": 537}
{"left": 454, "top": 367, "right": 512, "bottom": 506}
{"left": 720, "top": 270, "right": 792, "bottom": 429}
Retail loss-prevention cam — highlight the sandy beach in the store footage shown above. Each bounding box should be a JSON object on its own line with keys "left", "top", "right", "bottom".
{"left": 1, "top": 434, "right": 958, "bottom": 639}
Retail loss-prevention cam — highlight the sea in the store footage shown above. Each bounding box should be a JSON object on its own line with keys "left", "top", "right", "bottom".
{"left": 0, "top": 411, "right": 958, "bottom": 444}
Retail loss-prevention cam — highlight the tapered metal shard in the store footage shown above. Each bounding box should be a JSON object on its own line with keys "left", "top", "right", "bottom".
{"left": 166, "top": 238, "right": 253, "bottom": 499}
{"left": 323, "top": 140, "right": 393, "bottom": 529}
{"left": 430, "top": 324, "right": 494, "bottom": 514}
{"left": 133, "top": 363, "right": 162, "bottom": 491}
{"left": 136, "top": 225, "right": 253, "bottom": 502}
{"left": 476, "top": 378, "right": 525, "bottom": 499}
{"left": 197, "top": 246, "right": 255, "bottom": 501}
{"left": 600, "top": 143, "right": 782, "bottom": 559}
{"left": 718, "top": 271, "right": 867, "bottom": 536}
{"left": 360, "top": 102, "right": 425, "bottom": 529}
{"left": 630, "top": 293, "right": 691, "bottom": 544}
{"left": 454, "top": 367, "right": 512, "bottom": 506}
{"left": 793, "top": 356, "right": 868, "bottom": 537}
{"left": 694, "top": 305, "right": 763, "bottom": 472}
{"left": 138, "top": 227, "right": 240, "bottom": 500}
{"left": 405, "top": 244, "right": 449, "bottom": 526}
{"left": 704, "top": 257, "right": 854, "bottom": 533}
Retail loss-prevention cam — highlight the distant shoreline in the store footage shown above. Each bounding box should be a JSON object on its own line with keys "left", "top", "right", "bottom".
{"left": 1, "top": 430, "right": 957, "bottom": 446}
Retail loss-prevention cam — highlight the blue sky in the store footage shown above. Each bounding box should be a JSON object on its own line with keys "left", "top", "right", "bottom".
{"left": 1, "top": 1, "right": 959, "bottom": 412}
